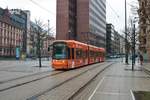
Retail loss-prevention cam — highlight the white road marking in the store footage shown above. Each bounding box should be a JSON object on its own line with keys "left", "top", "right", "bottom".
{"left": 95, "top": 91, "right": 128, "bottom": 95}
{"left": 130, "top": 90, "right": 135, "bottom": 100}
{"left": 88, "top": 77, "right": 105, "bottom": 100}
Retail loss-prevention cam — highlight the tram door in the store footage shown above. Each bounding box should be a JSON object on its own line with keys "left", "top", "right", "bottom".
{"left": 70, "top": 48, "right": 75, "bottom": 68}
{"left": 67, "top": 47, "right": 74, "bottom": 68}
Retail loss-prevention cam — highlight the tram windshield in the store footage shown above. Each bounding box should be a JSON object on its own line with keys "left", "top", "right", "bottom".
{"left": 53, "top": 42, "right": 68, "bottom": 59}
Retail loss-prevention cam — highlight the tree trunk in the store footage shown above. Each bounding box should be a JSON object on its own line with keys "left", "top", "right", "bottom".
{"left": 38, "top": 33, "right": 42, "bottom": 68}
{"left": 39, "top": 49, "right": 42, "bottom": 67}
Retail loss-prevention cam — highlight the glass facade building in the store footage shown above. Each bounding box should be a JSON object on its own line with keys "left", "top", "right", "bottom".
{"left": 89, "top": 0, "right": 106, "bottom": 47}
{"left": 106, "top": 24, "right": 121, "bottom": 56}
{"left": 57, "top": 0, "right": 106, "bottom": 48}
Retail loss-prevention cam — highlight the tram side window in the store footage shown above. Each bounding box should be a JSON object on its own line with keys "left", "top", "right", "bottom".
{"left": 89, "top": 50, "right": 92, "bottom": 57}
{"left": 93, "top": 51, "right": 95, "bottom": 57}
{"left": 96, "top": 52, "right": 99, "bottom": 57}
{"left": 68, "top": 48, "right": 71, "bottom": 59}
{"left": 76, "top": 49, "right": 82, "bottom": 59}
{"left": 94, "top": 51, "right": 97, "bottom": 58}
{"left": 85, "top": 50, "right": 88, "bottom": 58}
{"left": 103, "top": 52, "right": 105, "bottom": 57}
{"left": 94, "top": 51, "right": 96, "bottom": 58}
{"left": 82, "top": 50, "right": 87, "bottom": 58}
{"left": 86, "top": 50, "right": 89, "bottom": 58}
{"left": 99, "top": 52, "right": 102, "bottom": 57}
{"left": 95, "top": 52, "right": 97, "bottom": 57}
{"left": 101, "top": 52, "right": 103, "bottom": 57}
{"left": 98, "top": 52, "right": 100, "bottom": 57}
{"left": 72, "top": 48, "right": 74, "bottom": 59}
{"left": 90, "top": 50, "right": 94, "bottom": 57}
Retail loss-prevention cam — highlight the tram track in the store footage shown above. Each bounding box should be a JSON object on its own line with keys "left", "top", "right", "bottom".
{"left": 0, "top": 70, "right": 53, "bottom": 84}
{"left": 0, "top": 70, "right": 64, "bottom": 92}
{"left": 68, "top": 63, "right": 114, "bottom": 100}
{"left": 0, "top": 62, "right": 111, "bottom": 100}
{"left": 27, "top": 62, "right": 113, "bottom": 100}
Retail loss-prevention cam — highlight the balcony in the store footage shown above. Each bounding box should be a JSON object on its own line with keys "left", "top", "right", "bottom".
{"left": 145, "top": 3, "right": 150, "bottom": 14}
{"left": 139, "top": 44, "right": 146, "bottom": 48}
{"left": 139, "top": 35, "right": 146, "bottom": 41}
{"left": 140, "top": 24, "right": 147, "bottom": 28}
{"left": 140, "top": 32, "right": 146, "bottom": 35}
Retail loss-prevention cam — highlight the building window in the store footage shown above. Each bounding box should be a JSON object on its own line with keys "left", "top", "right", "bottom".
{"left": 0, "top": 48, "right": 2, "bottom": 53}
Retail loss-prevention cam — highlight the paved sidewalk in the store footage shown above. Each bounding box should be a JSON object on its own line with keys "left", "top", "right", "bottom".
{"left": 143, "top": 63, "right": 150, "bottom": 73}
{"left": 0, "top": 60, "right": 52, "bottom": 71}
{"left": 89, "top": 62, "right": 150, "bottom": 100}
{"left": 121, "top": 58, "right": 150, "bottom": 74}
{"left": 0, "top": 60, "right": 52, "bottom": 82}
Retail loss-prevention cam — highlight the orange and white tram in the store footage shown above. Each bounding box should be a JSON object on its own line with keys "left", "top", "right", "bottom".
{"left": 49, "top": 40, "right": 105, "bottom": 70}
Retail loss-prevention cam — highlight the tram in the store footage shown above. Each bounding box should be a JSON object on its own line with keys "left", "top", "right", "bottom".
{"left": 48, "top": 40, "right": 105, "bottom": 70}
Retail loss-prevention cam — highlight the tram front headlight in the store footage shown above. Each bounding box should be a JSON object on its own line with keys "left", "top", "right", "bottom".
{"left": 62, "top": 60, "right": 65, "bottom": 63}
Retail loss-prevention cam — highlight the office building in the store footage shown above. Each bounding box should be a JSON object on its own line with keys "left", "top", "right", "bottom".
{"left": 56, "top": 0, "right": 106, "bottom": 47}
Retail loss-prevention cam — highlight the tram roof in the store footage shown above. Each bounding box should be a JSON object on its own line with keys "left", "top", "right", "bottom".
{"left": 53, "top": 40, "right": 105, "bottom": 51}
{"left": 53, "top": 40, "right": 88, "bottom": 45}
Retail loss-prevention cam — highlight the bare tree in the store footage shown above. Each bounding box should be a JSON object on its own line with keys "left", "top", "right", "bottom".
{"left": 130, "top": 1, "right": 139, "bottom": 16}
{"left": 122, "top": 17, "right": 139, "bottom": 58}
{"left": 34, "top": 19, "right": 47, "bottom": 67}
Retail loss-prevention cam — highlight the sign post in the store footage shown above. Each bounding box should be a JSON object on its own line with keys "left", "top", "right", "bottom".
{"left": 16, "top": 46, "right": 20, "bottom": 60}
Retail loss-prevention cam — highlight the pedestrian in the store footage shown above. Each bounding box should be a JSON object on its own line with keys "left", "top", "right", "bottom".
{"left": 139, "top": 54, "right": 143, "bottom": 65}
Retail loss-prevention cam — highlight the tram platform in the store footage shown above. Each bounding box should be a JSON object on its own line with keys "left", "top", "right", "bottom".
{"left": 143, "top": 62, "right": 150, "bottom": 74}
{"left": 87, "top": 61, "right": 150, "bottom": 100}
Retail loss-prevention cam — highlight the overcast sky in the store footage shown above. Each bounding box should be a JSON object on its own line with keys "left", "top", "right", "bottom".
{"left": 0, "top": 0, "right": 137, "bottom": 35}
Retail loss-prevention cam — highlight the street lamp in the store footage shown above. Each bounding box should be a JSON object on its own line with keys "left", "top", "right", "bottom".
{"left": 125, "top": 0, "right": 128, "bottom": 64}
{"left": 68, "top": 30, "right": 71, "bottom": 40}
{"left": 48, "top": 20, "right": 50, "bottom": 35}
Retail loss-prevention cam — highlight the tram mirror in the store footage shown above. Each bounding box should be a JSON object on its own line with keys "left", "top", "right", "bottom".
{"left": 48, "top": 47, "right": 50, "bottom": 51}
{"left": 48, "top": 45, "right": 53, "bottom": 51}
